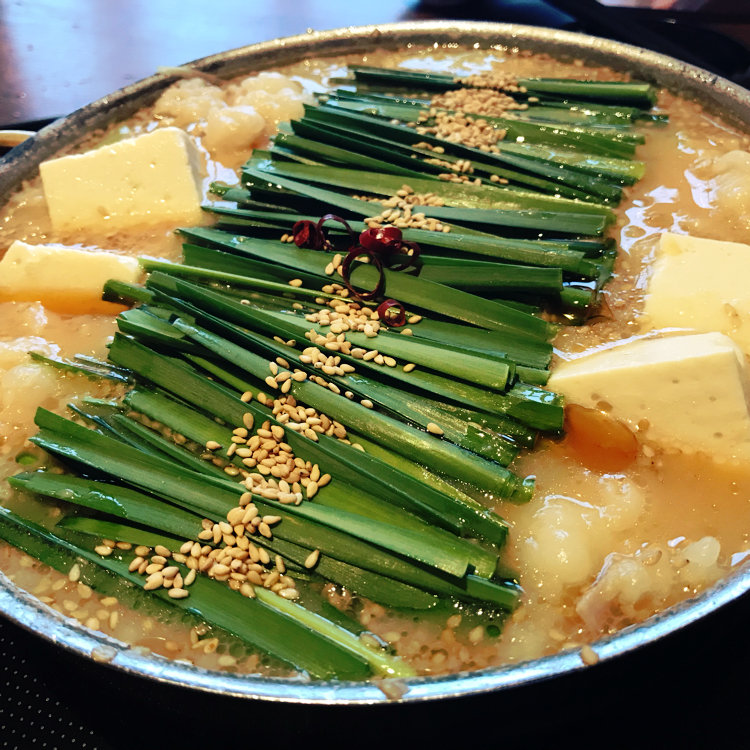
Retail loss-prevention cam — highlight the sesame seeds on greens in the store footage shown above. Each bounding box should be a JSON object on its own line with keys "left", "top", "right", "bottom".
{"left": 0, "top": 63, "right": 664, "bottom": 682}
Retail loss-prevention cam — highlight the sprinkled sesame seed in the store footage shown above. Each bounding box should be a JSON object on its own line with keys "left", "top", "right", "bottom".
{"left": 580, "top": 645, "right": 600, "bottom": 665}
{"left": 144, "top": 572, "right": 164, "bottom": 590}
{"left": 288, "top": 278, "right": 303, "bottom": 288}
{"left": 468, "top": 625, "right": 484, "bottom": 644}
{"left": 426, "top": 422, "right": 444, "bottom": 436}
{"left": 240, "top": 582, "right": 256, "bottom": 598}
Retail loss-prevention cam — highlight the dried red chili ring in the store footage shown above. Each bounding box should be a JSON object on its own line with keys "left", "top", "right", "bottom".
{"left": 389, "top": 240, "right": 421, "bottom": 273}
{"left": 317, "top": 214, "right": 356, "bottom": 250}
{"left": 359, "top": 225, "right": 403, "bottom": 254}
{"left": 292, "top": 219, "right": 324, "bottom": 249}
{"left": 358, "top": 226, "right": 420, "bottom": 272}
{"left": 376, "top": 299, "right": 407, "bottom": 327}
{"left": 339, "top": 246, "right": 386, "bottom": 300}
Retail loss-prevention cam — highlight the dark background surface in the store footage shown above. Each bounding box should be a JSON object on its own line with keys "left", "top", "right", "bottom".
{"left": 2, "top": 591, "right": 750, "bottom": 748}
{"left": 2, "top": 0, "right": 750, "bottom": 128}
{"left": 2, "top": 1, "right": 750, "bottom": 747}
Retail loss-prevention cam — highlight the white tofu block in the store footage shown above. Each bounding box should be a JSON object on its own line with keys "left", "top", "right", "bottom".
{"left": 643, "top": 232, "right": 750, "bottom": 355}
{"left": 40, "top": 126, "right": 204, "bottom": 232}
{"left": 548, "top": 332, "right": 750, "bottom": 463}
{"left": 0, "top": 240, "right": 140, "bottom": 313}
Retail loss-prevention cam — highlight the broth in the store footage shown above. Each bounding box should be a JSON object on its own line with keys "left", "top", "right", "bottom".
{"left": 0, "top": 43, "right": 748, "bottom": 678}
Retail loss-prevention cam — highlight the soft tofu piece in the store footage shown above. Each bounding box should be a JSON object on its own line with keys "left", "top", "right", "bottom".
{"left": 643, "top": 232, "right": 750, "bottom": 355}
{"left": 0, "top": 240, "right": 140, "bottom": 314}
{"left": 548, "top": 332, "right": 750, "bottom": 463}
{"left": 40, "top": 126, "right": 203, "bottom": 232}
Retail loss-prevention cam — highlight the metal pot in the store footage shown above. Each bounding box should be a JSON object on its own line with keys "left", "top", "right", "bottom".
{"left": 1, "top": 20, "right": 748, "bottom": 704}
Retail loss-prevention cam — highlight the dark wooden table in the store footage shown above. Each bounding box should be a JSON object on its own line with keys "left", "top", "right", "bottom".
{"left": 0, "top": 0, "right": 408, "bottom": 126}
{"left": 1, "top": 2, "right": 750, "bottom": 747}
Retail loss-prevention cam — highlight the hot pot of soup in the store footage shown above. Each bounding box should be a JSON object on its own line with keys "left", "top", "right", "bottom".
{"left": 1, "top": 21, "right": 749, "bottom": 703}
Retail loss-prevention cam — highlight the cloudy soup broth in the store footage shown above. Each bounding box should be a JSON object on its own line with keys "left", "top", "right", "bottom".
{"left": 0, "top": 42, "right": 749, "bottom": 680}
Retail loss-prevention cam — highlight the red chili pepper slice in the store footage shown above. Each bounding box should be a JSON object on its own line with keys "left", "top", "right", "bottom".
{"left": 317, "top": 214, "right": 356, "bottom": 250}
{"left": 291, "top": 215, "right": 421, "bottom": 307}
{"left": 292, "top": 220, "right": 324, "bottom": 249}
{"left": 376, "top": 299, "right": 407, "bottom": 327}
{"left": 339, "top": 247, "right": 385, "bottom": 300}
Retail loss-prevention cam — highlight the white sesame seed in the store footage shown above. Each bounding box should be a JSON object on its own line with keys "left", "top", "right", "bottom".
{"left": 426, "top": 422, "right": 444, "bottom": 436}
{"left": 580, "top": 645, "right": 600, "bottom": 666}
{"left": 240, "top": 582, "right": 256, "bottom": 598}
{"left": 144, "top": 572, "right": 164, "bottom": 590}
{"left": 304, "top": 549, "right": 320, "bottom": 569}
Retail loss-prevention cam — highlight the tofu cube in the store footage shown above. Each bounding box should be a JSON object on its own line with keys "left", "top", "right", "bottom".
{"left": 40, "top": 126, "right": 204, "bottom": 232}
{"left": 0, "top": 240, "right": 141, "bottom": 314}
{"left": 643, "top": 232, "right": 750, "bottom": 355}
{"left": 548, "top": 332, "right": 750, "bottom": 463}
